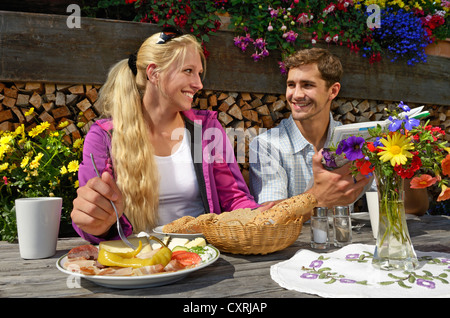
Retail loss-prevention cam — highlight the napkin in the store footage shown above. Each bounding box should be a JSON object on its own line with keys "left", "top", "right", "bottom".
{"left": 271, "top": 243, "right": 450, "bottom": 298}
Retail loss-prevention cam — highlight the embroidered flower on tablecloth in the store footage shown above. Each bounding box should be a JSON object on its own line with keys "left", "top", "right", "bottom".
{"left": 299, "top": 250, "right": 450, "bottom": 289}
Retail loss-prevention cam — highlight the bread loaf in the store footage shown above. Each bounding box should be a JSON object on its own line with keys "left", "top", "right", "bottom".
{"left": 252, "top": 193, "right": 317, "bottom": 225}
{"left": 216, "top": 208, "right": 259, "bottom": 225}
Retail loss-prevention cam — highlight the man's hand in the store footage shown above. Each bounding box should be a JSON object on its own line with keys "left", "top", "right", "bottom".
{"left": 306, "top": 149, "right": 370, "bottom": 207}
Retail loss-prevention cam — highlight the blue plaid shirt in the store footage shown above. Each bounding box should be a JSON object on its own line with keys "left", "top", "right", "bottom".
{"left": 249, "top": 113, "right": 343, "bottom": 203}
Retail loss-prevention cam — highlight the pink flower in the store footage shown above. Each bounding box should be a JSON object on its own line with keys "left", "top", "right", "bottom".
{"left": 3, "top": 176, "right": 7, "bottom": 185}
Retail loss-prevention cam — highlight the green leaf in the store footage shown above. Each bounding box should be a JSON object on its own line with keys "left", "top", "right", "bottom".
{"left": 397, "top": 281, "right": 412, "bottom": 289}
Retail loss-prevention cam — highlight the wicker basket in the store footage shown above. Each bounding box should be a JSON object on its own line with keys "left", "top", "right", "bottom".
{"left": 200, "top": 217, "right": 303, "bottom": 255}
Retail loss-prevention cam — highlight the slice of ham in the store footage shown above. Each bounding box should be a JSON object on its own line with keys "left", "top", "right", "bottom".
{"left": 67, "top": 244, "right": 99, "bottom": 260}
{"left": 164, "top": 259, "right": 186, "bottom": 272}
{"left": 133, "top": 264, "right": 165, "bottom": 276}
{"left": 97, "top": 267, "right": 134, "bottom": 276}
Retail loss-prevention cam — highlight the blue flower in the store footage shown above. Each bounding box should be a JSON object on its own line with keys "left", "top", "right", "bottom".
{"left": 398, "top": 101, "right": 411, "bottom": 112}
{"left": 403, "top": 115, "right": 420, "bottom": 130}
{"left": 373, "top": 137, "right": 383, "bottom": 148}
{"left": 388, "top": 116, "right": 403, "bottom": 132}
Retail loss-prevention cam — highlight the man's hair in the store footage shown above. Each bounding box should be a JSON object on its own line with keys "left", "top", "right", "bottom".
{"left": 283, "top": 48, "right": 343, "bottom": 88}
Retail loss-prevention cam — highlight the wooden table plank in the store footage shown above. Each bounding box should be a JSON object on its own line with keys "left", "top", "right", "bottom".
{"left": 1, "top": 215, "right": 449, "bottom": 299}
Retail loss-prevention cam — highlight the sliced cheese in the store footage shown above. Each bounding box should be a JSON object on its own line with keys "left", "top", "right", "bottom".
{"left": 168, "top": 238, "right": 189, "bottom": 250}
{"left": 184, "top": 237, "right": 206, "bottom": 248}
{"left": 99, "top": 237, "right": 152, "bottom": 254}
{"left": 151, "top": 236, "right": 170, "bottom": 250}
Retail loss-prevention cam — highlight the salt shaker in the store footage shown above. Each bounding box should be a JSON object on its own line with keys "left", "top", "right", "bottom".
{"left": 311, "top": 207, "right": 329, "bottom": 249}
{"left": 333, "top": 206, "right": 352, "bottom": 247}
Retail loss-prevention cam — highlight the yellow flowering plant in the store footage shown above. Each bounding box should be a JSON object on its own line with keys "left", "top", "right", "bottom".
{"left": 0, "top": 112, "right": 84, "bottom": 242}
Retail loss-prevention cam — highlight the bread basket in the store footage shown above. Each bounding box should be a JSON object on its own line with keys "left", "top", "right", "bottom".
{"left": 200, "top": 217, "right": 303, "bottom": 255}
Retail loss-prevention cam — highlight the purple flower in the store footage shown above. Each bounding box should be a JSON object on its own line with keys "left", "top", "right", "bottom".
{"left": 345, "top": 254, "right": 360, "bottom": 260}
{"left": 398, "top": 101, "right": 411, "bottom": 112}
{"left": 300, "top": 273, "right": 319, "bottom": 279}
{"left": 336, "top": 136, "right": 365, "bottom": 160}
{"left": 339, "top": 278, "right": 357, "bottom": 284}
{"left": 322, "top": 148, "right": 337, "bottom": 168}
{"left": 416, "top": 279, "right": 435, "bottom": 289}
{"left": 251, "top": 52, "right": 262, "bottom": 61}
{"left": 309, "top": 260, "right": 323, "bottom": 268}
{"left": 403, "top": 115, "right": 420, "bottom": 130}
{"left": 283, "top": 30, "right": 298, "bottom": 43}
{"left": 254, "top": 38, "right": 266, "bottom": 50}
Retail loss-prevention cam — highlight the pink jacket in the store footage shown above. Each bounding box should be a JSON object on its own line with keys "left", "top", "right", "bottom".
{"left": 73, "top": 109, "right": 259, "bottom": 243}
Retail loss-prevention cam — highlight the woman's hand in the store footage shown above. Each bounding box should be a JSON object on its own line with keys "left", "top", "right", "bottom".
{"left": 71, "top": 171, "right": 124, "bottom": 236}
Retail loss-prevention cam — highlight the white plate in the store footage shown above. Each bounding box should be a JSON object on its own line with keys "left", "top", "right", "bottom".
{"left": 152, "top": 225, "right": 203, "bottom": 239}
{"left": 56, "top": 245, "right": 219, "bottom": 289}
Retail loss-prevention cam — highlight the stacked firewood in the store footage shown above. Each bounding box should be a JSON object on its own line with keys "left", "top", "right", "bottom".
{"left": 1, "top": 81, "right": 448, "bottom": 166}
{"left": 0, "top": 82, "right": 101, "bottom": 143}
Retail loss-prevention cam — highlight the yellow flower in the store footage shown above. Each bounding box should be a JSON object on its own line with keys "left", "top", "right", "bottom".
{"left": 24, "top": 107, "right": 35, "bottom": 116}
{"left": 0, "top": 144, "right": 11, "bottom": 160}
{"left": 67, "top": 160, "right": 79, "bottom": 173}
{"left": 50, "top": 131, "right": 59, "bottom": 137}
{"left": 74, "top": 180, "right": 79, "bottom": 189}
{"left": 20, "top": 156, "right": 30, "bottom": 169}
{"left": 60, "top": 166, "right": 68, "bottom": 175}
{"left": 29, "top": 152, "right": 44, "bottom": 169}
{"left": 377, "top": 132, "right": 414, "bottom": 166}
{"left": 14, "top": 124, "right": 25, "bottom": 135}
{"left": 0, "top": 162, "right": 9, "bottom": 171}
{"left": 73, "top": 138, "right": 83, "bottom": 149}
{"left": 0, "top": 134, "right": 13, "bottom": 145}
{"left": 58, "top": 121, "right": 69, "bottom": 129}
{"left": 28, "top": 122, "right": 50, "bottom": 138}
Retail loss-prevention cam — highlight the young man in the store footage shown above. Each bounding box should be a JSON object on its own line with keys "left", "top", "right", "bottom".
{"left": 249, "top": 48, "right": 428, "bottom": 215}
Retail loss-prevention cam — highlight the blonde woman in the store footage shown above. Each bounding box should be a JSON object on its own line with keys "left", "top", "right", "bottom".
{"left": 71, "top": 29, "right": 264, "bottom": 243}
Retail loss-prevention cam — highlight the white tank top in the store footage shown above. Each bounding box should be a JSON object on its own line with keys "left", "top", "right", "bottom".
{"left": 155, "top": 128, "right": 204, "bottom": 225}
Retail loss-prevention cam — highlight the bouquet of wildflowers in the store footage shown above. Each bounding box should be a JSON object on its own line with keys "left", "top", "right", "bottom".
{"left": 0, "top": 110, "right": 84, "bottom": 242}
{"left": 325, "top": 101, "right": 448, "bottom": 269}
{"left": 324, "top": 101, "right": 450, "bottom": 202}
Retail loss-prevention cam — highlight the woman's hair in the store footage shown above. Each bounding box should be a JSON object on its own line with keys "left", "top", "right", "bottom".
{"left": 283, "top": 48, "right": 343, "bottom": 88}
{"left": 97, "top": 32, "right": 205, "bottom": 232}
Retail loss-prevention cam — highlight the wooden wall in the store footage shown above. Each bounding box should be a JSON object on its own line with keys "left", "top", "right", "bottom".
{"left": 0, "top": 10, "right": 449, "bottom": 106}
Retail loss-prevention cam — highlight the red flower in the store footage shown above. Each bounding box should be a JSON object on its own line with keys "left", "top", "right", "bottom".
{"left": 410, "top": 174, "right": 437, "bottom": 189}
{"left": 394, "top": 155, "right": 422, "bottom": 179}
{"left": 355, "top": 159, "right": 374, "bottom": 176}
{"left": 441, "top": 154, "right": 450, "bottom": 177}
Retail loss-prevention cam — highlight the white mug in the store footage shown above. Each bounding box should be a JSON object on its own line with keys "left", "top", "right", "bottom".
{"left": 366, "top": 192, "right": 379, "bottom": 239}
{"left": 15, "top": 197, "right": 62, "bottom": 259}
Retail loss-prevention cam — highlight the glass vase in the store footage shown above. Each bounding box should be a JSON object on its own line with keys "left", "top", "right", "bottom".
{"left": 372, "top": 171, "right": 418, "bottom": 271}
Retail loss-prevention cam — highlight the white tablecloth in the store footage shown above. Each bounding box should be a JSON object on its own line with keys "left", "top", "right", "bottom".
{"left": 271, "top": 243, "right": 450, "bottom": 298}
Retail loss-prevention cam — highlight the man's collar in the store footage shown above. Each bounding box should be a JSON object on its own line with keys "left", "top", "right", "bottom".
{"left": 287, "top": 113, "right": 340, "bottom": 153}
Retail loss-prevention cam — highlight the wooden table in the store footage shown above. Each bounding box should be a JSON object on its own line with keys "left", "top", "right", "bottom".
{"left": 1, "top": 215, "right": 449, "bottom": 301}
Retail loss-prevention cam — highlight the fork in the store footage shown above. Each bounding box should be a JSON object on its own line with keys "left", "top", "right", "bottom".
{"left": 90, "top": 153, "right": 137, "bottom": 250}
